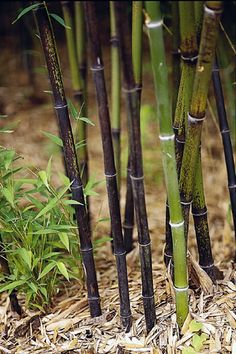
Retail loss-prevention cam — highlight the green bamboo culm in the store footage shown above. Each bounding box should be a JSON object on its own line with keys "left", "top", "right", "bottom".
{"left": 115, "top": 1, "right": 156, "bottom": 333}
{"left": 110, "top": 1, "right": 121, "bottom": 191}
{"left": 171, "top": 1, "right": 181, "bottom": 115}
{"left": 34, "top": 2, "right": 101, "bottom": 318}
{"left": 123, "top": 1, "right": 143, "bottom": 254}
{"left": 145, "top": 1, "right": 188, "bottom": 328}
{"left": 178, "top": 1, "right": 223, "bottom": 256}
{"left": 165, "top": 1, "right": 198, "bottom": 267}
{"left": 84, "top": 2, "right": 132, "bottom": 330}
{"left": 61, "top": 1, "right": 90, "bottom": 222}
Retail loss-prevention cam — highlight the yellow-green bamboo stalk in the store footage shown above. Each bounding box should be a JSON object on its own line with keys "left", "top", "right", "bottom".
{"left": 145, "top": 1, "right": 188, "bottom": 327}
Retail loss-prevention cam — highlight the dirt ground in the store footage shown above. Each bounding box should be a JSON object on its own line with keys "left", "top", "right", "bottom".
{"left": 0, "top": 34, "right": 235, "bottom": 353}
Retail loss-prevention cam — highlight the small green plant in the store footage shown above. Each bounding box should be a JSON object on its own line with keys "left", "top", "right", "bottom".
{"left": 0, "top": 146, "right": 86, "bottom": 311}
{"left": 182, "top": 320, "right": 209, "bottom": 354}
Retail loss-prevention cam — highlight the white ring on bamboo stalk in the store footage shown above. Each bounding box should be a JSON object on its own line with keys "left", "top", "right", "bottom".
{"left": 54, "top": 104, "right": 68, "bottom": 110}
{"left": 173, "top": 286, "right": 189, "bottom": 292}
{"left": 114, "top": 251, "right": 126, "bottom": 256}
{"left": 105, "top": 173, "right": 117, "bottom": 178}
{"left": 188, "top": 112, "right": 206, "bottom": 123}
{"left": 201, "top": 263, "right": 214, "bottom": 268}
{"left": 130, "top": 175, "right": 144, "bottom": 180}
{"left": 176, "top": 138, "right": 185, "bottom": 144}
{"left": 71, "top": 184, "right": 83, "bottom": 190}
{"left": 146, "top": 20, "right": 163, "bottom": 29}
{"left": 138, "top": 241, "right": 151, "bottom": 247}
{"left": 159, "top": 134, "right": 175, "bottom": 141}
{"left": 221, "top": 129, "right": 230, "bottom": 134}
{"left": 181, "top": 54, "right": 198, "bottom": 62}
{"left": 90, "top": 65, "right": 104, "bottom": 71}
{"left": 169, "top": 220, "right": 184, "bottom": 228}
{"left": 122, "top": 87, "right": 138, "bottom": 93}
{"left": 142, "top": 294, "right": 154, "bottom": 299}
{"left": 81, "top": 247, "right": 93, "bottom": 252}
{"left": 229, "top": 184, "right": 236, "bottom": 189}
{"left": 192, "top": 210, "right": 207, "bottom": 217}
{"left": 204, "top": 4, "right": 223, "bottom": 15}
{"left": 164, "top": 252, "right": 172, "bottom": 258}
{"left": 181, "top": 200, "right": 192, "bottom": 205}
{"left": 123, "top": 223, "right": 134, "bottom": 229}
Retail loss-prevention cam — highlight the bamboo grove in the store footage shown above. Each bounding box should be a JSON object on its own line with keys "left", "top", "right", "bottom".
{"left": 1, "top": 0, "right": 235, "bottom": 334}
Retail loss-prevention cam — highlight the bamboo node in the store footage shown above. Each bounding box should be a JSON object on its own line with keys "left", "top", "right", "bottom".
{"left": 169, "top": 221, "right": 184, "bottom": 228}
{"left": 88, "top": 296, "right": 100, "bottom": 301}
{"left": 130, "top": 175, "right": 144, "bottom": 181}
{"left": 176, "top": 138, "right": 185, "bottom": 144}
{"left": 71, "top": 184, "right": 83, "bottom": 190}
{"left": 54, "top": 104, "right": 68, "bottom": 110}
{"left": 173, "top": 286, "right": 189, "bottom": 292}
{"left": 146, "top": 20, "right": 163, "bottom": 29}
{"left": 122, "top": 87, "right": 138, "bottom": 93}
{"left": 181, "top": 54, "right": 198, "bottom": 63}
{"left": 123, "top": 223, "right": 134, "bottom": 229}
{"left": 228, "top": 184, "right": 236, "bottom": 189}
{"left": 188, "top": 112, "right": 206, "bottom": 124}
{"left": 91, "top": 65, "right": 104, "bottom": 72}
{"left": 159, "top": 134, "right": 175, "bottom": 141}
{"left": 138, "top": 241, "right": 151, "bottom": 248}
{"left": 204, "top": 4, "right": 223, "bottom": 15}
{"left": 104, "top": 173, "right": 117, "bottom": 178}
{"left": 221, "top": 129, "right": 230, "bottom": 134}
{"left": 181, "top": 200, "right": 192, "bottom": 206}
{"left": 142, "top": 294, "right": 154, "bottom": 299}
{"left": 114, "top": 251, "right": 126, "bottom": 256}
{"left": 81, "top": 247, "right": 93, "bottom": 252}
{"left": 201, "top": 263, "right": 214, "bottom": 269}
{"left": 192, "top": 210, "right": 208, "bottom": 217}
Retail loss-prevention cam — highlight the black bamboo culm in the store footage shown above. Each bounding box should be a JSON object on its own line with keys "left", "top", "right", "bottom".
{"left": 34, "top": 2, "right": 101, "bottom": 318}
{"left": 212, "top": 57, "right": 236, "bottom": 261}
{"left": 114, "top": 1, "right": 156, "bottom": 333}
{"left": 0, "top": 241, "right": 22, "bottom": 315}
{"left": 83, "top": 2, "right": 131, "bottom": 330}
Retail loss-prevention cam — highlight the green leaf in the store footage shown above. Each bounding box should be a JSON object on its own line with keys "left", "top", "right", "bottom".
{"left": 17, "top": 248, "right": 32, "bottom": 269}
{"left": 56, "top": 261, "right": 69, "bottom": 280}
{"left": 189, "top": 320, "right": 203, "bottom": 333}
{"left": 40, "top": 287, "right": 48, "bottom": 300}
{"left": 1, "top": 187, "right": 14, "bottom": 208}
{"left": 67, "top": 98, "right": 79, "bottom": 120}
{"left": 182, "top": 347, "right": 196, "bottom": 354}
{"left": 12, "top": 3, "right": 42, "bottom": 24}
{"left": 42, "top": 131, "right": 63, "bottom": 147}
{"left": 62, "top": 199, "right": 83, "bottom": 206}
{"left": 0, "top": 128, "right": 14, "bottom": 134}
{"left": 38, "top": 262, "right": 56, "bottom": 279}
{"left": 0, "top": 279, "right": 26, "bottom": 292}
{"left": 38, "top": 170, "right": 49, "bottom": 189}
{"left": 34, "top": 197, "right": 57, "bottom": 219}
{"left": 49, "top": 13, "right": 71, "bottom": 29}
{"left": 58, "top": 232, "right": 70, "bottom": 251}
{"left": 84, "top": 189, "right": 99, "bottom": 196}
{"left": 79, "top": 117, "right": 95, "bottom": 126}
{"left": 192, "top": 333, "right": 208, "bottom": 352}
{"left": 46, "top": 156, "right": 52, "bottom": 182}
{"left": 28, "top": 282, "right": 38, "bottom": 294}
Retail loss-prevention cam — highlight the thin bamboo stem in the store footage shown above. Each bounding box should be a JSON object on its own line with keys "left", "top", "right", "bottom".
{"left": 115, "top": 1, "right": 156, "bottom": 333}
{"left": 34, "top": 2, "right": 101, "bottom": 318}
{"left": 212, "top": 57, "right": 236, "bottom": 260}
{"left": 145, "top": 1, "right": 188, "bottom": 328}
{"left": 84, "top": 1, "right": 131, "bottom": 330}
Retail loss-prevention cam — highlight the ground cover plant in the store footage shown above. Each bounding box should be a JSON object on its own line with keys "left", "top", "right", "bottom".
{"left": 0, "top": 1, "right": 235, "bottom": 353}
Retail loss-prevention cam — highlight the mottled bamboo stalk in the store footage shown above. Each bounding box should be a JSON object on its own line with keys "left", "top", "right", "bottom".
{"left": 212, "top": 58, "right": 236, "bottom": 261}
{"left": 34, "top": 2, "right": 101, "bottom": 318}
{"left": 115, "top": 1, "right": 156, "bottom": 333}
{"left": 145, "top": 0, "right": 188, "bottom": 328}
{"left": 84, "top": 1, "right": 131, "bottom": 330}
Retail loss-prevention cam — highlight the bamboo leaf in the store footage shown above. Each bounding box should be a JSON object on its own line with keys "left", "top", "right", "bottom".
{"left": 12, "top": 3, "right": 42, "bottom": 24}
{"left": 56, "top": 261, "right": 69, "bottom": 280}
{"left": 42, "top": 131, "right": 63, "bottom": 147}
{"left": 62, "top": 199, "right": 83, "bottom": 206}
{"left": 17, "top": 248, "right": 32, "bottom": 269}
{"left": 38, "top": 262, "right": 56, "bottom": 279}
{"left": 79, "top": 117, "right": 95, "bottom": 126}
{"left": 58, "top": 233, "right": 70, "bottom": 251}
{"left": 0, "top": 279, "right": 26, "bottom": 292}
{"left": 67, "top": 98, "right": 79, "bottom": 120}
{"left": 38, "top": 170, "right": 49, "bottom": 188}
{"left": 1, "top": 187, "right": 15, "bottom": 208}
{"left": 34, "top": 197, "right": 57, "bottom": 219}
{"left": 189, "top": 320, "right": 203, "bottom": 333}
{"left": 192, "top": 333, "right": 208, "bottom": 352}
{"left": 28, "top": 282, "right": 38, "bottom": 293}
{"left": 49, "top": 13, "right": 71, "bottom": 29}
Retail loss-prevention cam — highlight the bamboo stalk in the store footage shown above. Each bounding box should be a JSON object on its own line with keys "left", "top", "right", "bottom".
{"left": 123, "top": 1, "right": 143, "bottom": 253}
{"left": 84, "top": 1, "right": 131, "bottom": 330}
{"left": 178, "top": 1, "right": 223, "bottom": 260}
{"left": 171, "top": 1, "right": 181, "bottom": 115}
{"left": 145, "top": 0, "right": 188, "bottom": 328}
{"left": 110, "top": 1, "right": 121, "bottom": 191}
{"left": 212, "top": 57, "right": 236, "bottom": 261}
{"left": 115, "top": 1, "right": 156, "bottom": 332}
{"left": 61, "top": 1, "right": 90, "bottom": 225}
{"left": 34, "top": 2, "right": 101, "bottom": 318}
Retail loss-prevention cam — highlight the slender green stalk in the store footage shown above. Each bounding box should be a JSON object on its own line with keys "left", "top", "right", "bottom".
{"left": 61, "top": 1, "right": 90, "bottom": 225}
{"left": 171, "top": 1, "right": 181, "bottom": 115}
{"left": 84, "top": 2, "right": 131, "bottom": 330}
{"left": 178, "top": 1, "right": 223, "bottom": 259}
{"left": 145, "top": 1, "right": 188, "bottom": 328}
{"left": 123, "top": 1, "right": 143, "bottom": 253}
{"left": 34, "top": 2, "right": 101, "bottom": 318}
{"left": 110, "top": 1, "right": 121, "bottom": 190}
{"left": 212, "top": 58, "right": 236, "bottom": 261}
{"left": 194, "top": 1, "right": 204, "bottom": 42}
{"left": 115, "top": 1, "right": 156, "bottom": 333}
